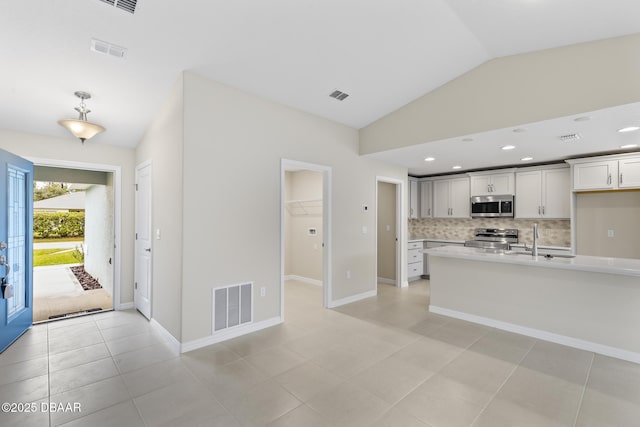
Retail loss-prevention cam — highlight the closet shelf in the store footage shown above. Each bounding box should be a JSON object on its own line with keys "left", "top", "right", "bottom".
{"left": 285, "top": 199, "right": 322, "bottom": 216}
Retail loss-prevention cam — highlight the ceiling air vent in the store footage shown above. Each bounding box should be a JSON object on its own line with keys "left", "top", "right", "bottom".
{"left": 90, "top": 38, "right": 127, "bottom": 59}
{"left": 329, "top": 90, "right": 349, "bottom": 101}
{"left": 98, "top": 0, "right": 137, "bottom": 14}
{"left": 559, "top": 133, "right": 581, "bottom": 142}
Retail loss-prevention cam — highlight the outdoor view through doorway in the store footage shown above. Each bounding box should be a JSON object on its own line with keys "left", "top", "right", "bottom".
{"left": 32, "top": 166, "right": 114, "bottom": 322}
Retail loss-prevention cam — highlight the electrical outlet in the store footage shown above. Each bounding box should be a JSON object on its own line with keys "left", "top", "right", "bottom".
{"left": 260, "top": 287, "right": 266, "bottom": 297}
{"left": 156, "top": 228, "right": 161, "bottom": 240}
{"left": 386, "top": 225, "right": 391, "bottom": 232}
{"left": 607, "top": 229, "right": 615, "bottom": 238}
{"left": 346, "top": 270, "right": 351, "bottom": 279}
{"left": 362, "top": 225, "right": 367, "bottom": 234}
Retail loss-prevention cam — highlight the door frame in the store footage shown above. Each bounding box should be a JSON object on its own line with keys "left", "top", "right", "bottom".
{"left": 26, "top": 157, "right": 123, "bottom": 308}
{"left": 280, "top": 159, "right": 332, "bottom": 317}
{"left": 134, "top": 160, "right": 152, "bottom": 318}
{"left": 375, "top": 176, "right": 406, "bottom": 288}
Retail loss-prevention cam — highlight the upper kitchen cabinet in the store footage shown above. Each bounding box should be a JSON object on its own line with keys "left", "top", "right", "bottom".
{"left": 433, "top": 176, "right": 470, "bottom": 218}
{"left": 569, "top": 153, "right": 640, "bottom": 191}
{"left": 419, "top": 180, "right": 433, "bottom": 218}
{"left": 408, "top": 177, "right": 419, "bottom": 219}
{"left": 516, "top": 166, "right": 570, "bottom": 219}
{"left": 469, "top": 170, "right": 515, "bottom": 196}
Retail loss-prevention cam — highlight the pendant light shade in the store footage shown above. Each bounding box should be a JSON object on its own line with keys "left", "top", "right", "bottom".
{"left": 57, "top": 91, "right": 106, "bottom": 143}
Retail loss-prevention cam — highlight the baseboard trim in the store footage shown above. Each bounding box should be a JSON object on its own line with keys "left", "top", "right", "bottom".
{"left": 328, "top": 289, "right": 377, "bottom": 308}
{"left": 180, "top": 316, "right": 283, "bottom": 353}
{"left": 430, "top": 305, "right": 640, "bottom": 364}
{"left": 116, "top": 302, "right": 134, "bottom": 310}
{"left": 377, "top": 277, "right": 396, "bottom": 285}
{"left": 150, "top": 318, "right": 181, "bottom": 354}
{"left": 284, "top": 275, "right": 322, "bottom": 287}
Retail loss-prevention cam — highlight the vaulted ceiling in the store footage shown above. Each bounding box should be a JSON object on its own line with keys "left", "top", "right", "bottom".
{"left": 1, "top": 0, "right": 640, "bottom": 149}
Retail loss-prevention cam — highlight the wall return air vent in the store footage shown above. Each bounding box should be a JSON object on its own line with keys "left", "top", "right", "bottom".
{"left": 99, "top": 0, "right": 138, "bottom": 14}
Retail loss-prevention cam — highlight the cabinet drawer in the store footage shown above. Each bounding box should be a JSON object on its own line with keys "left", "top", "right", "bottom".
{"left": 408, "top": 241, "right": 422, "bottom": 250}
{"left": 408, "top": 248, "right": 422, "bottom": 263}
{"left": 408, "top": 262, "right": 424, "bottom": 277}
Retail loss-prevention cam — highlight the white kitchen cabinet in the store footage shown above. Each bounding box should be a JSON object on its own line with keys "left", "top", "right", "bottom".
{"left": 570, "top": 154, "right": 640, "bottom": 191}
{"left": 573, "top": 160, "right": 618, "bottom": 191}
{"left": 433, "top": 177, "right": 470, "bottom": 218}
{"left": 408, "top": 178, "right": 419, "bottom": 219}
{"left": 407, "top": 241, "right": 423, "bottom": 280}
{"left": 515, "top": 167, "right": 569, "bottom": 218}
{"left": 619, "top": 157, "right": 640, "bottom": 188}
{"left": 419, "top": 180, "right": 432, "bottom": 218}
{"left": 470, "top": 172, "right": 514, "bottom": 196}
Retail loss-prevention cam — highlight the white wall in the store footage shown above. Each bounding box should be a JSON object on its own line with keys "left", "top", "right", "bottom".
{"left": 135, "top": 75, "right": 184, "bottom": 340}
{"left": 377, "top": 182, "right": 396, "bottom": 281}
{"left": 0, "top": 129, "right": 135, "bottom": 305}
{"left": 180, "top": 71, "right": 407, "bottom": 342}
{"left": 84, "top": 180, "right": 114, "bottom": 295}
{"left": 576, "top": 191, "right": 640, "bottom": 259}
{"left": 360, "top": 33, "right": 640, "bottom": 154}
{"left": 286, "top": 170, "right": 323, "bottom": 281}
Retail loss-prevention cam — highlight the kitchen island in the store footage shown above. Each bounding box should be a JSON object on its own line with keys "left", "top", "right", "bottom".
{"left": 425, "top": 246, "right": 640, "bottom": 363}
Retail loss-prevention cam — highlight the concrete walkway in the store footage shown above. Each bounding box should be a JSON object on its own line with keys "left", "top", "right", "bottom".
{"left": 34, "top": 240, "right": 83, "bottom": 250}
{"left": 34, "top": 265, "right": 84, "bottom": 297}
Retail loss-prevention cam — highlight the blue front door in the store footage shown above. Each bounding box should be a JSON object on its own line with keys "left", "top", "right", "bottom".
{"left": 0, "top": 148, "right": 33, "bottom": 353}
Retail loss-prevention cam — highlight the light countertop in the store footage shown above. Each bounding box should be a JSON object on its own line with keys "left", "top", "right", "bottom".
{"left": 424, "top": 245, "right": 640, "bottom": 277}
{"left": 408, "top": 238, "right": 465, "bottom": 244}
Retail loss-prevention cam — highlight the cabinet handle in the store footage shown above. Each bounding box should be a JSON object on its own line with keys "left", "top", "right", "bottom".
{"left": 620, "top": 174, "right": 623, "bottom": 185}
{"left": 428, "top": 208, "right": 431, "bottom": 216}
{"left": 607, "top": 174, "right": 611, "bottom": 185}
{"left": 542, "top": 206, "right": 545, "bottom": 215}
{"left": 538, "top": 206, "right": 541, "bottom": 215}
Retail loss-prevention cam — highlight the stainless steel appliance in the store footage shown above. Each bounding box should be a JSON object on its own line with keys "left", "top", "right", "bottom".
{"left": 464, "top": 228, "right": 518, "bottom": 251}
{"left": 470, "top": 195, "right": 514, "bottom": 218}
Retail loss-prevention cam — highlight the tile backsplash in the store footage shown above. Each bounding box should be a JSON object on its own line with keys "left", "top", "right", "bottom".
{"left": 409, "top": 217, "right": 571, "bottom": 247}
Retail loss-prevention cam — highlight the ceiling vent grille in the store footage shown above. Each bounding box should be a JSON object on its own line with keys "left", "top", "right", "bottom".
{"left": 559, "top": 133, "right": 581, "bottom": 142}
{"left": 329, "top": 90, "right": 349, "bottom": 101}
{"left": 99, "top": 0, "right": 137, "bottom": 14}
{"left": 90, "top": 38, "right": 127, "bottom": 59}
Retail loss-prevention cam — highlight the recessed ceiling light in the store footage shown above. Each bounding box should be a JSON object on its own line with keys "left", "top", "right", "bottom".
{"left": 521, "top": 157, "right": 533, "bottom": 161}
{"left": 501, "top": 145, "right": 516, "bottom": 150}
{"left": 574, "top": 116, "right": 591, "bottom": 122}
{"left": 462, "top": 138, "right": 474, "bottom": 142}
{"left": 512, "top": 128, "right": 526, "bottom": 133}
{"left": 620, "top": 144, "right": 638, "bottom": 149}
{"left": 452, "top": 165, "right": 462, "bottom": 170}
{"left": 618, "top": 126, "right": 640, "bottom": 133}
{"left": 424, "top": 157, "right": 435, "bottom": 162}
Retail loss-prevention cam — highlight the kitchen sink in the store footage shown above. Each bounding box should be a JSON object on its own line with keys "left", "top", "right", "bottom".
{"left": 504, "top": 251, "right": 576, "bottom": 259}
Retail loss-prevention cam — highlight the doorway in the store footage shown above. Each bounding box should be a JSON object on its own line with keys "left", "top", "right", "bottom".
{"left": 32, "top": 166, "right": 115, "bottom": 322}
{"left": 376, "top": 177, "right": 402, "bottom": 288}
{"left": 281, "top": 159, "right": 331, "bottom": 318}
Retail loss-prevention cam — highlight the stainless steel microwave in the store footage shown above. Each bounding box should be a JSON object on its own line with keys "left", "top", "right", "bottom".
{"left": 470, "top": 195, "right": 514, "bottom": 218}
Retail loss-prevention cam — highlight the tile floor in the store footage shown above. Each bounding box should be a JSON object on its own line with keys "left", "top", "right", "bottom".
{"left": 1, "top": 279, "right": 639, "bottom": 426}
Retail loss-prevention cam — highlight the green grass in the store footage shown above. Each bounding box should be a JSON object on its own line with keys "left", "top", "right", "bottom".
{"left": 33, "top": 249, "right": 80, "bottom": 267}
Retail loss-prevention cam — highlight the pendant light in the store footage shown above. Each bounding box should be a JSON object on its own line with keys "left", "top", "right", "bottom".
{"left": 58, "top": 91, "right": 106, "bottom": 143}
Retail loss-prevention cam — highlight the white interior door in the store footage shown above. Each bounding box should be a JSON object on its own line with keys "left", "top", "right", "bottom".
{"left": 135, "top": 162, "right": 152, "bottom": 319}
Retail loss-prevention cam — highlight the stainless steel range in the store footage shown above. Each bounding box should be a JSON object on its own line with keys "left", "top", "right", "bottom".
{"left": 464, "top": 228, "right": 518, "bottom": 252}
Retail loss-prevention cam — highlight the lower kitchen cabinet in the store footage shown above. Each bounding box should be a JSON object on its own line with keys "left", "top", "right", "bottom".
{"left": 408, "top": 241, "right": 424, "bottom": 281}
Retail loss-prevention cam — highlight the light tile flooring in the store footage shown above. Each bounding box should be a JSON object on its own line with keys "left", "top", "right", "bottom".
{"left": 1, "top": 279, "right": 640, "bottom": 426}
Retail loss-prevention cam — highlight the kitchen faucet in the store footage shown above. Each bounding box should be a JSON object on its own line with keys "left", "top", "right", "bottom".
{"left": 532, "top": 223, "right": 539, "bottom": 257}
